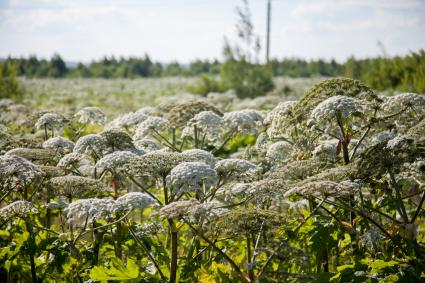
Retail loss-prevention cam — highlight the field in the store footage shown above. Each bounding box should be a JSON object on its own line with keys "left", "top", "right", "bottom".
{"left": 1, "top": 77, "right": 425, "bottom": 282}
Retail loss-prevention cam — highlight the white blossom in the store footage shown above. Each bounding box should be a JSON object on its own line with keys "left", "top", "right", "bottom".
{"left": 0, "top": 154, "right": 44, "bottom": 181}
{"left": 106, "top": 111, "right": 149, "bottom": 130}
{"left": 134, "top": 138, "right": 161, "bottom": 152}
{"left": 224, "top": 109, "right": 264, "bottom": 135}
{"left": 73, "top": 134, "right": 106, "bottom": 156}
{"left": 116, "top": 192, "right": 156, "bottom": 210}
{"left": 382, "top": 93, "right": 425, "bottom": 114}
{"left": 312, "top": 140, "right": 338, "bottom": 160}
{"left": 42, "top": 137, "right": 75, "bottom": 154}
{"left": 265, "top": 141, "right": 293, "bottom": 163}
{"left": 310, "top": 95, "right": 364, "bottom": 124}
{"left": 57, "top": 152, "right": 89, "bottom": 168}
{"left": 214, "top": 158, "right": 261, "bottom": 182}
{"left": 181, "top": 149, "right": 216, "bottom": 167}
{"left": 181, "top": 111, "right": 225, "bottom": 144}
{"left": 95, "top": 151, "right": 138, "bottom": 172}
{"left": 64, "top": 198, "right": 116, "bottom": 226}
{"left": 134, "top": 116, "right": 169, "bottom": 139}
{"left": 35, "top": 113, "right": 64, "bottom": 130}
{"left": 167, "top": 162, "right": 217, "bottom": 196}
{"left": 0, "top": 201, "right": 38, "bottom": 222}
{"left": 74, "top": 107, "right": 106, "bottom": 125}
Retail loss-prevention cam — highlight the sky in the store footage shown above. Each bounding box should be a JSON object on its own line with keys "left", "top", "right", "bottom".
{"left": 0, "top": 0, "right": 424, "bottom": 63}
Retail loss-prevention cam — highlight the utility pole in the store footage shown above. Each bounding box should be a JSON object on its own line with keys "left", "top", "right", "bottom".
{"left": 266, "top": 0, "right": 271, "bottom": 63}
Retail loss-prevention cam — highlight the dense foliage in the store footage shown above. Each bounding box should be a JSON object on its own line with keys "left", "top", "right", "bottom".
{"left": 2, "top": 49, "right": 424, "bottom": 94}
{"left": 1, "top": 78, "right": 424, "bottom": 282}
{"left": 0, "top": 62, "right": 22, "bottom": 100}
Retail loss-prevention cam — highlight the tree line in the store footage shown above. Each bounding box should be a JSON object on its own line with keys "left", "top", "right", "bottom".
{"left": 1, "top": 49, "right": 425, "bottom": 94}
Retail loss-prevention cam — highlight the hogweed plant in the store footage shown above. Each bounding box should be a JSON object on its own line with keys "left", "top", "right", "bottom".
{"left": 0, "top": 78, "right": 424, "bottom": 282}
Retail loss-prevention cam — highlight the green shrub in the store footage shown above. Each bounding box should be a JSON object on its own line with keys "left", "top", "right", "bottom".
{"left": 220, "top": 59, "right": 274, "bottom": 98}
{"left": 0, "top": 62, "right": 23, "bottom": 100}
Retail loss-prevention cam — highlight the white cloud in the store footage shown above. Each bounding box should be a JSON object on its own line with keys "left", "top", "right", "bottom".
{"left": 0, "top": 0, "right": 424, "bottom": 62}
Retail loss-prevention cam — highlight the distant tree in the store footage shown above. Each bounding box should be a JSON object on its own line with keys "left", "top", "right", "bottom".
{"left": 0, "top": 62, "right": 23, "bottom": 99}
{"left": 48, "top": 54, "right": 67, "bottom": 77}
{"left": 220, "top": 0, "right": 274, "bottom": 98}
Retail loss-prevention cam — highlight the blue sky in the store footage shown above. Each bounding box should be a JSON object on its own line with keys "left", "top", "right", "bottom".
{"left": 0, "top": 0, "right": 424, "bottom": 63}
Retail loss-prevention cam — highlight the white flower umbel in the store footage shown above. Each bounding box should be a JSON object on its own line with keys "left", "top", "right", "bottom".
{"left": 264, "top": 101, "right": 296, "bottom": 138}
{"left": 116, "top": 192, "right": 156, "bottom": 211}
{"left": 74, "top": 107, "right": 106, "bottom": 125}
{"left": 382, "top": 93, "right": 425, "bottom": 115}
{"left": 367, "top": 131, "right": 397, "bottom": 147}
{"left": 214, "top": 158, "right": 261, "bottom": 182}
{"left": 190, "top": 200, "right": 229, "bottom": 222}
{"left": 160, "top": 199, "right": 200, "bottom": 219}
{"left": 181, "top": 149, "right": 217, "bottom": 167}
{"left": 134, "top": 116, "right": 170, "bottom": 139}
{"left": 64, "top": 198, "right": 116, "bottom": 227}
{"left": 265, "top": 141, "right": 293, "bottom": 163}
{"left": 224, "top": 109, "right": 264, "bottom": 135}
{"left": 285, "top": 180, "right": 359, "bottom": 197}
{"left": 0, "top": 154, "right": 44, "bottom": 182}
{"left": 310, "top": 95, "right": 364, "bottom": 125}
{"left": 134, "top": 138, "right": 161, "bottom": 152}
{"left": 312, "top": 140, "right": 339, "bottom": 160}
{"left": 73, "top": 134, "right": 106, "bottom": 156}
{"left": 181, "top": 111, "right": 226, "bottom": 145}
{"left": 35, "top": 113, "right": 64, "bottom": 131}
{"left": 166, "top": 162, "right": 217, "bottom": 196}
{"left": 106, "top": 111, "right": 149, "bottom": 130}
{"left": 95, "top": 151, "right": 138, "bottom": 172}
{"left": 42, "top": 137, "right": 75, "bottom": 154}
{"left": 57, "top": 152, "right": 89, "bottom": 169}
{"left": 50, "top": 175, "right": 109, "bottom": 199}
{"left": 0, "top": 201, "right": 38, "bottom": 222}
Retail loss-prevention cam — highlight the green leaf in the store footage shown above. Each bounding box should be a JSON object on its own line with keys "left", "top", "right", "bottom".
{"left": 89, "top": 258, "right": 139, "bottom": 282}
{"left": 369, "top": 260, "right": 399, "bottom": 274}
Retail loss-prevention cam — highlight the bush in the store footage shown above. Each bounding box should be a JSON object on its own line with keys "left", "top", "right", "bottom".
{"left": 186, "top": 74, "right": 227, "bottom": 96}
{"left": 220, "top": 59, "right": 274, "bottom": 99}
{"left": 0, "top": 62, "right": 23, "bottom": 100}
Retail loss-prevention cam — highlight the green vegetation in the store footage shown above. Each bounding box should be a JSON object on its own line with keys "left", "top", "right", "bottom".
{"left": 1, "top": 78, "right": 425, "bottom": 282}
{"left": 0, "top": 62, "right": 22, "bottom": 99}
{"left": 2, "top": 50, "right": 424, "bottom": 94}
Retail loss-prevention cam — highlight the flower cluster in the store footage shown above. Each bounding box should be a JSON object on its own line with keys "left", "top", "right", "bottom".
{"left": 106, "top": 109, "right": 151, "bottom": 130}
{"left": 49, "top": 175, "right": 109, "bottom": 199}
{"left": 134, "top": 116, "right": 170, "bottom": 139}
{"left": 310, "top": 95, "right": 364, "bottom": 125}
{"left": 116, "top": 192, "right": 157, "bottom": 210}
{"left": 96, "top": 151, "right": 138, "bottom": 172}
{"left": 73, "top": 134, "right": 107, "bottom": 156}
{"left": 264, "top": 101, "right": 296, "bottom": 138}
{"left": 0, "top": 154, "right": 44, "bottom": 181}
{"left": 5, "top": 148, "right": 57, "bottom": 162}
{"left": 126, "top": 151, "right": 195, "bottom": 179}
{"left": 223, "top": 109, "right": 264, "bottom": 135}
{"left": 181, "top": 149, "right": 216, "bottom": 167}
{"left": 181, "top": 111, "right": 226, "bottom": 145}
{"left": 286, "top": 180, "right": 359, "bottom": 197}
{"left": 160, "top": 199, "right": 201, "bottom": 219}
{"left": 74, "top": 107, "right": 106, "bottom": 125}
{"left": 214, "top": 158, "right": 261, "bottom": 182}
{"left": 35, "top": 113, "right": 65, "bottom": 130}
{"left": 167, "top": 100, "right": 222, "bottom": 128}
{"left": 167, "top": 162, "right": 217, "bottom": 196}
{"left": 42, "top": 137, "right": 75, "bottom": 155}
{"left": 0, "top": 201, "right": 38, "bottom": 222}
{"left": 381, "top": 93, "right": 425, "bottom": 114}
{"left": 63, "top": 198, "right": 117, "bottom": 226}
{"left": 265, "top": 141, "right": 293, "bottom": 163}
